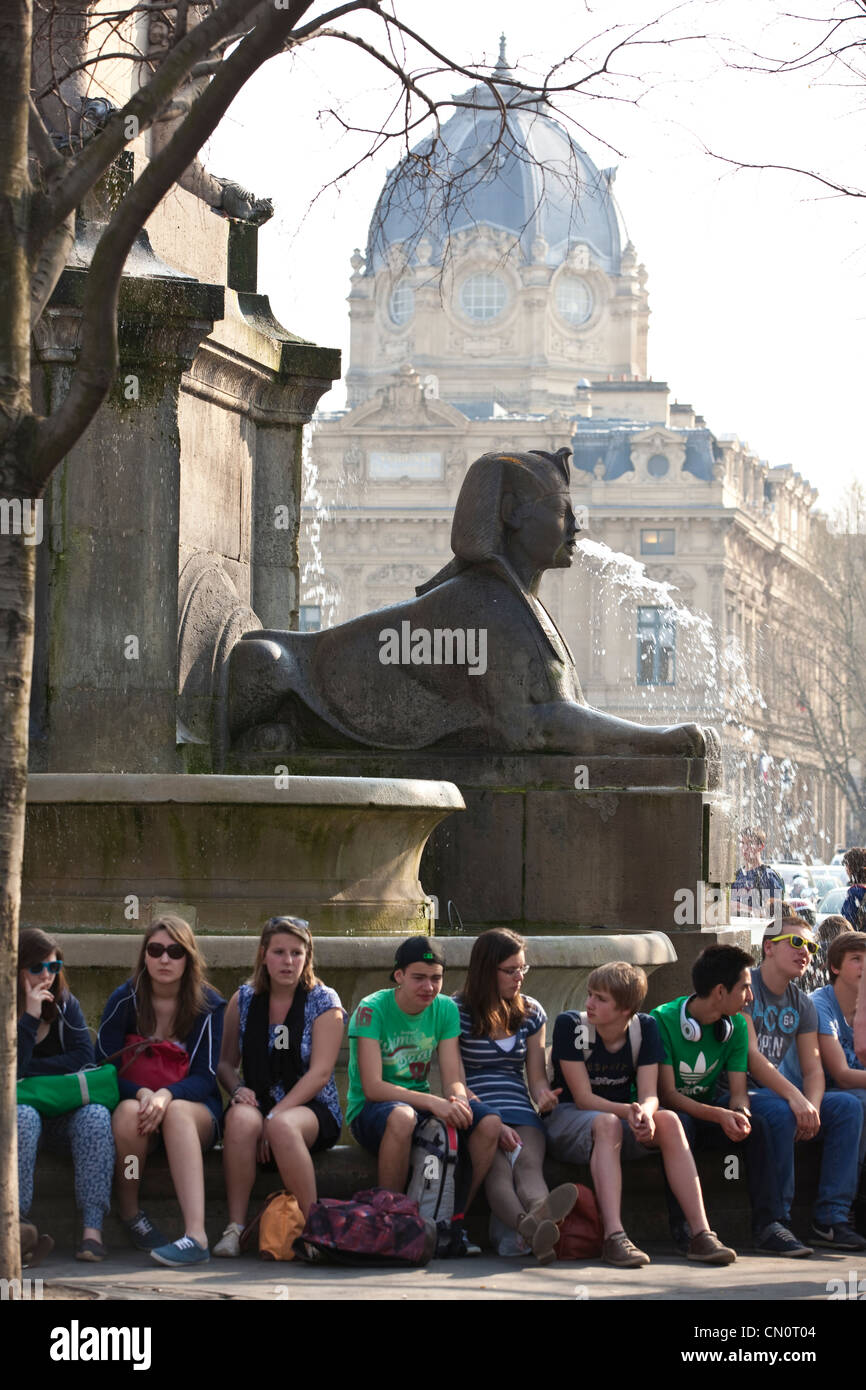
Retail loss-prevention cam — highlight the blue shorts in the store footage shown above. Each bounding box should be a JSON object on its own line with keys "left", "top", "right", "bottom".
{"left": 350, "top": 1098, "right": 495, "bottom": 1154}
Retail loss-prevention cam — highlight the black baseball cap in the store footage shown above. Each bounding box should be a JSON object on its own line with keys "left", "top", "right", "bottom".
{"left": 390, "top": 935, "right": 446, "bottom": 981}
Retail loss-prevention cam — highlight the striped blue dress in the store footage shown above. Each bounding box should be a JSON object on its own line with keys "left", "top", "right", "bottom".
{"left": 454, "top": 995, "right": 546, "bottom": 1129}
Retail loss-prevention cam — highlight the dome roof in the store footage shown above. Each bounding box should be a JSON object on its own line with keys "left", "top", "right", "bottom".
{"left": 366, "top": 47, "right": 623, "bottom": 275}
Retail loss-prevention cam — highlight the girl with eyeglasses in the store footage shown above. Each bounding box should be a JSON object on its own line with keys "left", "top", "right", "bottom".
{"left": 454, "top": 929, "right": 577, "bottom": 1261}
{"left": 96, "top": 916, "right": 225, "bottom": 1267}
{"left": 17, "top": 927, "right": 115, "bottom": 1262}
{"left": 213, "top": 916, "right": 345, "bottom": 1257}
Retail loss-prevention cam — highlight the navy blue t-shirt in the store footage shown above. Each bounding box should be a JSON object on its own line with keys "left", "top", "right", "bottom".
{"left": 551, "top": 1011, "right": 665, "bottom": 1105}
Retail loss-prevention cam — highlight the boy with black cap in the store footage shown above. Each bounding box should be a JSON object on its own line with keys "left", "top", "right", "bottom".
{"left": 348, "top": 936, "right": 500, "bottom": 1241}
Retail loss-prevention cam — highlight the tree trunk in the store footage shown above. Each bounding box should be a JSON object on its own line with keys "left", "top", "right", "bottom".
{"left": 0, "top": 0, "right": 36, "bottom": 1286}
{"left": 0, "top": 507, "right": 36, "bottom": 1285}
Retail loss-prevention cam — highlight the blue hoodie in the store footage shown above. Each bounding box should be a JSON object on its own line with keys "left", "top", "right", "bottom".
{"left": 18, "top": 993, "right": 94, "bottom": 1077}
{"left": 841, "top": 884, "right": 866, "bottom": 930}
{"left": 96, "top": 981, "right": 226, "bottom": 1131}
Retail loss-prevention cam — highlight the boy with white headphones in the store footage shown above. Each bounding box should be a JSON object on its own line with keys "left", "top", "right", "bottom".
{"left": 652, "top": 944, "right": 812, "bottom": 1257}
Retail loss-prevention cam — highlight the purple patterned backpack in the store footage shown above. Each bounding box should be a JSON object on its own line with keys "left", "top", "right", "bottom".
{"left": 295, "top": 1188, "right": 437, "bottom": 1266}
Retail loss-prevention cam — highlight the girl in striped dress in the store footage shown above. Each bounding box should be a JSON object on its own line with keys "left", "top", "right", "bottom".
{"left": 455, "top": 929, "right": 577, "bottom": 1261}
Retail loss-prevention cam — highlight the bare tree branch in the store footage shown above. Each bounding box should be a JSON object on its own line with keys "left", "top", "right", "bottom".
{"left": 704, "top": 146, "right": 865, "bottom": 198}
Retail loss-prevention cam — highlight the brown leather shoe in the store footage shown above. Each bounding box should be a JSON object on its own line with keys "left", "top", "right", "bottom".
{"left": 687, "top": 1230, "right": 736, "bottom": 1265}
{"left": 602, "top": 1230, "right": 650, "bottom": 1268}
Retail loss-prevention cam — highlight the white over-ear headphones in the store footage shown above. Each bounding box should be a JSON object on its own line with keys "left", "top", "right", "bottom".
{"left": 680, "top": 995, "right": 733, "bottom": 1044}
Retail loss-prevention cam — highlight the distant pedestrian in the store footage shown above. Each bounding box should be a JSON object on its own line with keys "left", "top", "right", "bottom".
{"left": 732, "top": 827, "right": 784, "bottom": 917}
{"left": 841, "top": 848, "right": 866, "bottom": 930}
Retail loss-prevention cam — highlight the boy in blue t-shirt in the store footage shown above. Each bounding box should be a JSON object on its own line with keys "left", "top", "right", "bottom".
{"left": 546, "top": 961, "right": 735, "bottom": 1268}
{"left": 797, "top": 932, "right": 866, "bottom": 1173}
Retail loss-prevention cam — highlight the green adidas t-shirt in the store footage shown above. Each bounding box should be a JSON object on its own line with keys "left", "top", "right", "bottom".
{"left": 651, "top": 996, "right": 748, "bottom": 1101}
{"left": 346, "top": 989, "right": 461, "bottom": 1124}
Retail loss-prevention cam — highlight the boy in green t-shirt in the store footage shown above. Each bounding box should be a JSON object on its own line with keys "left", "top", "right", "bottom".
{"left": 652, "top": 944, "right": 811, "bottom": 1257}
{"left": 348, "top": 936, "right": 500, "bottom": 1222}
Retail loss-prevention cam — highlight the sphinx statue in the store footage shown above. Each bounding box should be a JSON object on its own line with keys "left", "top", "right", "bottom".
{"left": 221, "top": 447, "right": 713, "bottom": 763}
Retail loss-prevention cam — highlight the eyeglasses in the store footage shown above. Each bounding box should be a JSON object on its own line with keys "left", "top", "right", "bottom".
{"left": 498, "top": 964, "right": 530, "bottom": 978}
{"left": 768, "top": 934, "right": 819, "bottom": 956}
{"left": 145, "top": 942, "right": 186, "bottom": 961}
{"left": 28, "top": 960, "right": 63, "bottom": 975}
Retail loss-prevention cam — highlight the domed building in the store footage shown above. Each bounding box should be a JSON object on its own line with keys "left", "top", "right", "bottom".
{"left": 304, "top": 41, "right": 846, "bottom": 857}
{"left": 346, "top": 43, "right": 646, "bottom": 414}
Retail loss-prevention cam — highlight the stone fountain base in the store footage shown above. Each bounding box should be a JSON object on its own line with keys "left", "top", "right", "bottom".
{"left": 23, "top": 773, "right": 464, "bottom": 936}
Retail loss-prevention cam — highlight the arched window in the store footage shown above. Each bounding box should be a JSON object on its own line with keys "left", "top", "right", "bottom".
{"left": 555, "top": 274, "right": 593, "bottom": 327}
{"left": 389, "top": 282, "right": 415, "bottom": 326}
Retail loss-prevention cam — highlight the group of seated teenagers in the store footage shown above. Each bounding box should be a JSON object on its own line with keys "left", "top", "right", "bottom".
{"left": 16, "top": 906, "right": 866, "bottom": 1268}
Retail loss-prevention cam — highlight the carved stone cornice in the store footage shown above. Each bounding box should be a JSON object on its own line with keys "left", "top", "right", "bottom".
{"left": 184, "top": 339, "right": 334, "bottom": 426}
{"left": 35, "top": 266, "right": 224, "bottom": 374}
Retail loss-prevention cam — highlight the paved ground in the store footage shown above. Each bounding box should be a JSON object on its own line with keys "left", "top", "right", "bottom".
{"left": 23, "top": 1243, "right": 865, "bottom": 1301}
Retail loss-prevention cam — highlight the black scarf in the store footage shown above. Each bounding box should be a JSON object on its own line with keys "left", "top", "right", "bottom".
{"left": 242, "top": 987, "right": 307, "bottom": 1112}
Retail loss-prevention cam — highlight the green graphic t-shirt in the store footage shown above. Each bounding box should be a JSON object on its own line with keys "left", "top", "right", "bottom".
{"left": 346, "top": 989, "right": 461, "bottom": 1124}
{"left": 651, "top": 996, "right": 748, "bottom": 1101}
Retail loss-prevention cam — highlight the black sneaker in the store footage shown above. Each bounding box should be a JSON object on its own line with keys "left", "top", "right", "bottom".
{"left": 123, "top": 1210, "right": 167, "bottom": 1252}
{"left": 436, "top": 1223, "right": 481, "bottom": 1258}
{"left": 809, "top": 1221, "right": 866, "bottom": 1251}
{"left": 670, "top": 1222, "right": 690, "bottom": 1256}
{"left": 754, "top": 1222, "right": 813, "bottom": 1257}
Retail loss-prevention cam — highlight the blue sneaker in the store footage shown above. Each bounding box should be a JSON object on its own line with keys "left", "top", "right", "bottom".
{"left": 150, "top": 1235, "right": 210, "bottom": 1267}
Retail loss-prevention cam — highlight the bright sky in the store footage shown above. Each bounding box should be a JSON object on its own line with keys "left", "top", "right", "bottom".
{"left": 208, "top": 0, "right": 866, "bottom": 515}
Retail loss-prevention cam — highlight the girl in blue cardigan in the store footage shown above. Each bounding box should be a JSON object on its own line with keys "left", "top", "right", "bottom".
{"left": 97, "top": 916, "right": 224, "bottom": 1268}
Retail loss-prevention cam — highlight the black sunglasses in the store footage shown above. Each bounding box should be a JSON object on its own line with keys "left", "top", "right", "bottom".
{"left": 28, "top": 960, "right": 63, "bottom": 975}
{"left": 146, "top": 942, "right": 186, "bottom": 960}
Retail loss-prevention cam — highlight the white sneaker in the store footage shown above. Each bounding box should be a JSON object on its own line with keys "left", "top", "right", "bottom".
{"left": 213, "top": 1223, "right": 243, "bottom": 1258}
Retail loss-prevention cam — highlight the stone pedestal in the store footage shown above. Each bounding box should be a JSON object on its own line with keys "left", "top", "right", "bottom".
{"left": 227, "top": 747, "right": 734, "bottom": 934}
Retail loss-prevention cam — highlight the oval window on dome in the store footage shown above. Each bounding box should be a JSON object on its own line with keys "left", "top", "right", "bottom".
{"left": 555, "top": 274, "right": 593, "bottom": 328}
{"left": 389, "top": 282, "right": 415, "bottom": 326}
{"left": 459, "top": 273, "right": 507, "bottom": 321}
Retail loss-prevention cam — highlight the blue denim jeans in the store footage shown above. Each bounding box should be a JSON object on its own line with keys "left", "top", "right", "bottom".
{"left": 746, "top": 1087, "right": 863, "bottom": 1225}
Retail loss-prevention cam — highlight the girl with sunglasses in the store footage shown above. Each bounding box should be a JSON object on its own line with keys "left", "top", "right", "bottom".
{"left": 454, "top": 929, "right": 577, "bottom": 1261}
{"left": 96, "top": 916, "right": 225, "bottom": 1267}
{"left": 17, "top": 928, "right": 115, "bottom": 1261}
{"left": 213, "top": 916, "right": 345, "bottom": 1257}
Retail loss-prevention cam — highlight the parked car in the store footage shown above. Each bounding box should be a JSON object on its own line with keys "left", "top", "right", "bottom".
{"left": 770, "top": 863, "right": 819, "bottom": 903}
{"left": 815, "top": 886, "right": 848, "bottom": 926}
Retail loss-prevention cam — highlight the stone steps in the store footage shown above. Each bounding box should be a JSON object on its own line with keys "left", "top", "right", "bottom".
{"left": 26, "top": 1140, "right": 826, "bottom": 1252}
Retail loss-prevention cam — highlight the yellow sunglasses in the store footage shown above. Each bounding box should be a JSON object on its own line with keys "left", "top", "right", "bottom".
{"left": 768, "top": 933, "right": 819, "bottom": 956}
